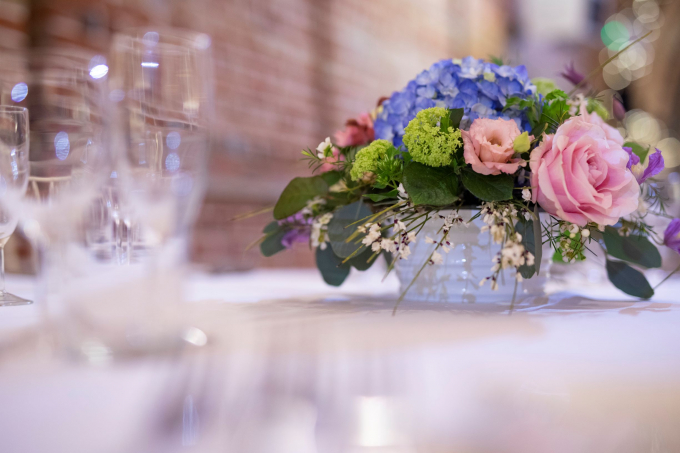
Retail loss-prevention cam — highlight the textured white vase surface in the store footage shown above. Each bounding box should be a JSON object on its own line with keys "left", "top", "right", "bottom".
{"left": 396, "top": 209, "right": 552, "bottom": 306}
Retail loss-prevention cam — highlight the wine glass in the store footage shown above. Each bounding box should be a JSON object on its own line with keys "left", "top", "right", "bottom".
{"left": 23, "top": 48, "right": 110, "bottom": 246}
{"left": 0, "top": 106, "right": 30, "bottom": 306}
{"left": 108, "top": 28, "right": 213, "bottom": 255}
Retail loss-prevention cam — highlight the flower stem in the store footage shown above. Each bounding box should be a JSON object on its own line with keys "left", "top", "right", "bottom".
{"left": 653, "top": 263, "right": 680, "bottom": 291}
{"left": 392, "top": 230, "right": 448, "bottom": 316}
{"left": 568, "top": 30, "right": 652, "bottom": 96}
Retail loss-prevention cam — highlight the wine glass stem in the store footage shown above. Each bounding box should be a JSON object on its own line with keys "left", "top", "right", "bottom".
{"left": 0, "top": 245, "right": 6, "bottom": 295}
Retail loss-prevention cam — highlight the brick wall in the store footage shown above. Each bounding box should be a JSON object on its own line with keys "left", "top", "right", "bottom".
{"left": 1, "top": 0, "right": 510, "bottom": 272}
{"left": 176, "top": 0, "right": 509, "bottom": 270}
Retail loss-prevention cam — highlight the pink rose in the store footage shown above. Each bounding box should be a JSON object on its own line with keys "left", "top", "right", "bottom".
{"left": 579, "top": 100, "right": 624, "bottom": 147}
{"left": 334, "top": 112, "right": 375, "bottom": 147}
{"left": 462, "top": 118, "right": 527, "bottom": 175}
{"left": 530, "top": 115, "right": 639, "bottom": 227}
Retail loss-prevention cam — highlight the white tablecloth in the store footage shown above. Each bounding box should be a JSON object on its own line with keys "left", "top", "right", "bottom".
{"left": 1, "top": 268, "right": 679, "bottom": 453}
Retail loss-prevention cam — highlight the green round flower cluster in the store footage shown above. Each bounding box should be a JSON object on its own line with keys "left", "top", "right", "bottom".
{"left": 403, "top": 107, "right": 462, "bottom": 167}
{"left": 350, "top": 139, "right": 394, "bottom": 181}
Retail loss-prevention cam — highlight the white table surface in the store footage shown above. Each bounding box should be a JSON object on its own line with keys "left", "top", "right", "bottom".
{"left": 1, "top": 267, "right": 680, "bottom": 453}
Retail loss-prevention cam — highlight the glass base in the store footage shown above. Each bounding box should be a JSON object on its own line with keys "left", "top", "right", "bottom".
{"left": 0, "top": 292, "right": 33, "bottom": 306}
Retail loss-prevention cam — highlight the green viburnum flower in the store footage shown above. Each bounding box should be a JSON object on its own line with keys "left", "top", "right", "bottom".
{"left": 403, "top": 107, "right": 462, "bottom": 167}
{"left": 350, "top": 139, "right": 395, "bottom": 181}
{"left": 587, "top": 98, "right": 609, "bottom": 121}
{"left": 531, "top": 77, "right": 559, "bottom": 96}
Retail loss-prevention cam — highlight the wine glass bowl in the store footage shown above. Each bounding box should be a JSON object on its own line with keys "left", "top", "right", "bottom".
{"left": 0, "top": 105, "right": 31, "bottom": 305}
{"left": 109, "top": 28, "right": 213, "bottom": 247}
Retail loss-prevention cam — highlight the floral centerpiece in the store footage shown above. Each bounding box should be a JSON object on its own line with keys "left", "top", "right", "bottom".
{"left": 253, "top": 49, "right": 680, "bottom": 305}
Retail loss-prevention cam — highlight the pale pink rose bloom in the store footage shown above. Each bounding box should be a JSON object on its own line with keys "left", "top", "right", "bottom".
{"left": 579, "top": 100, "right": 624, "bottom": 147}
{"left": 530, "top": 115, "right": 639, "bottom": 227}
{"left": 334, "top": 113, "right": 375, "bottom": 147}
{"left": 462, "top": 118, "right": 527, "bottom": 175}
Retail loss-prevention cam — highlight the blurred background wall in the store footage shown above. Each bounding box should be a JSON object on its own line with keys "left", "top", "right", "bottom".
{"left": 0, "top": 0, "right": 678, "bottom": 273}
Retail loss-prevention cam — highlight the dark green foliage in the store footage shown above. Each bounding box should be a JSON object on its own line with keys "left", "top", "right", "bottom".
{"left": 460, "top": 169, "right": 514, "bottom": 202}
{"left": 603, "top": 226, "right": 661, "bottom": 269}
{"left": 402, "top": 162, "right": 461, "bottom": 206}
{"left": 273, "top": 176, "right": 328, "bottom": 220}
{"left": 327, "top": 201, "right": 373, "bottom": 258}
{"left": 606, "top": 260, "right": 654, "bottom": 299}
{"left": 316, "top": 246, "right": 350, "bottom": 286}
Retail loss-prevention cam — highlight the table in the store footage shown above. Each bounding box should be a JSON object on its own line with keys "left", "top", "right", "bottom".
{"left": 0, "top": 267, "right": 679, "bottom": 453}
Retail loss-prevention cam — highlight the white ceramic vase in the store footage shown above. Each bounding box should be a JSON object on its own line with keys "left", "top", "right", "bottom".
{"left": 396, "top": 209, "right": 552, "bottom": 306}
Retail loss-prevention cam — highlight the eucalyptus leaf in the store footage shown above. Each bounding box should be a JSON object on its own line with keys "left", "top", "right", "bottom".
{"left": 327, "top": 201, "right": 373, "bottom": 258}
{"left": 460, "top": 169, "right": 514, "bottom": 202}
{"left": 263, "top": 221, "right": 279, "bottom": 234}
{"left": 260, "top": 222, "right": 287, "bottom": 257}
{"left": 603, "top": 226, "right": 661, "bottom": 268}
{"left": 273, "top": 176, "right": 328, "bottom": 220}
{"left": 316, "top": 246, "right": 350, "bottom": 286}
{"left": 321, "top": 171, "right": 343, "bottom": 187}
{"left": 515, "top": 218, "right": 536, "bottom": 279}
{"left": 606, "top": 260, "right": 654, "bottom": 299}
{"left": 402, "top": 162, "right": 460, "bottom": 206}
{"left": 363, "top": 190, "right": 399, "bottom": 202}
{"left": 347, "top": 247, "right": 376, "bottom": 271}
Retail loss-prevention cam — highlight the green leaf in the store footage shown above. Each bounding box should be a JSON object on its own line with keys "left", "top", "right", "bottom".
{"left": 552, "top": 249, "right": 565, "bottom": 263}
{"left": 273, "top": 176, "right": 328, "bottom": 220}
{"left": 321, "top": 171, "right": 343, "bottom": 187}
{"left": 347, "top": 247, "right": 376, "bottom": 271}
{"left": 402, "top": 162, "right": 461, "bottom": 206}
{"left": 603, "top": 227, "right": 662, "bottom": 268}
{"left": 263, "top": 220, "right": 279, "bottom": 234}
{"left": 515, "top": 217, "right": 536, "bottom": 279}
{"left": 460, "top": 169, "right": 514, "bottom": 202}
{"left": 606, "top": 260, "right": 654, "bottom": 299}
{"left": 260, "top": 222, "right": 287, "bottom": 257}
{"left": 363, "top": 190, "right": 399, "bottom": 202}
{"left": 448, "top": 108, "right": 464, "bottom": 130}
{"left": 316, "top": 246, "right": 350, "bottom": 286}
{"left": 545, "top": 89, "right": 568, "bottom": 101}
{"left": 327, "top": 201, "right": 373, "bottom": 258}
{"left": 623, "top": 141, "right": 650, "bottom": 161}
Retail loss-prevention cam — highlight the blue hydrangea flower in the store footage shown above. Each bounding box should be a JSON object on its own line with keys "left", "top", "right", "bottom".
{"left": 374, "top": 57, "right": 536, "bottom": 149}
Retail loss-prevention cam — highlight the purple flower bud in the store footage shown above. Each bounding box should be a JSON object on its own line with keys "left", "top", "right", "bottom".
{"left": 561, "top": 62, "right": 586, "bottom": 87}
{"left": 613, "top": 98, "right": 626, "bottom": 121}
{"left": 664, "top": 219, "right": 680, "bottom": 255}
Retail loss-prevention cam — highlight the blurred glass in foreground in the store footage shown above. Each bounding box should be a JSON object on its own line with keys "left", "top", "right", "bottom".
{"left": 0, "top": 106, "right": 30, "bottom": 305}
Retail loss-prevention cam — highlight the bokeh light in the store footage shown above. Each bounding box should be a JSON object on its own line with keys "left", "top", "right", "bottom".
{"left": 601, "top": 21, "right": 630, "bottom": 51}
{"left": 10, "top": 83, "right": 28, "bottom": 103}
{"left": 165, "top": 152, "right": 180, "bottom": 171}
{"left": 54, "top": 132, "right": 70, "bottom": 161}
{"left": 166, "top": 132, "right": 181, "bottom": 150}
{"left": 656, "top": 137, "right": 680, "bottom": 168}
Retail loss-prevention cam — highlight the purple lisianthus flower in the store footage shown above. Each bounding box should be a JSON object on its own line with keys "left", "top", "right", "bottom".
{"left": 627, "top": 148, "right": 665, "bottom": 183}
{"left": 623, "top": 146, "right": 640, "bottom": 170}
{"left": 278, "top": 212, "right": 312, "bottom": 249}
{"left": 664, "top": 219, "right": 680, "bottom": 254}
{"left": 561, "top": 61, "right": 586, "bottom": 87}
